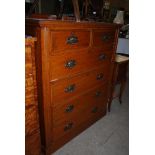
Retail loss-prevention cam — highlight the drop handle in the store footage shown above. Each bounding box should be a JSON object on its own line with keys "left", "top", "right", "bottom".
{"left": 64, "top": 122, "right": 73, "bottom": 131}
{"left": 95, "top": 91, "right": 102, "bottom": 97}
{"left": 67, "top": 34, "right": 78, "bottom": 45}
{"left": 99, "top": 54, "right": 106, "bottom": 60}
{"left": 91, "top": 107, "right": 98, "bottom": 113}
{"left": 101, "top": 34, "right": 111, "bottom": 41}
{"left": 65, "top": 105, "right": 74, "bottom": 113}
{"left": 96, "top": 73, "right": 104, "bottom": 80}
{"left": 65, "top": 60, "right": 76, "bottom": 68}
{"left": 64, "top": 84, "right": 75, "bottom": 93}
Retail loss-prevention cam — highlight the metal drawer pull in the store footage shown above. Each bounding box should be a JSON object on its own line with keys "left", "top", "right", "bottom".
{"left": 65, "top": 105, "right": 74, "bottom": 113}
{"left": 67, "top": 34, "right": 78, "bottom": 45}
{"left": 91, "top": 107, "right": 98, "bottom": 113}
{"left": 96, "top": 73, "right": 104, "bottom": 80}
{"left": 64, "top": 122, "right": 73, "bottom": 131}
{"left": 95, "top": 91, "right": 102, "bottom": 97}
{"left": 65, "top": 60, "right": 76, "bottom": 68}
{"left": 64, "top": 84, "right": 75, "bottom": 93}
{"left": 101, "top": 34, "right": 111, "bottom": 41}
{"left": 99, "top": 54, "right": 106, "bottom": 60}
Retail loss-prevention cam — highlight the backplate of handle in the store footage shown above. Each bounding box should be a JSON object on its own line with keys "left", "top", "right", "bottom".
{"left": 64, "top": 84, "right": 75, "bottom": 93}
{"left": 101, "top": 34, "right": 111, "bottom": 41}
{"left": 64, "top": 122, "right": 73, "bottom": 131}
{"left": 65, "top": 105, "right": 74, "bottom": 113}
{"left": 96, "top": 73, "right": 104, "bottom": 80}
{"left": 65, "top": 60, "right": 76, "bottom": 68}
{"left": 67, "top": 34, "right": 78, "bottom": 45}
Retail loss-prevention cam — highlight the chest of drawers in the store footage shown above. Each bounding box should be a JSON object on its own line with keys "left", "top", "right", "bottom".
{"left": 26, "top": 19, "right": 119, "bottom": 155}
{"left": 25, "top": 37, "right": 41, "bottom": 155}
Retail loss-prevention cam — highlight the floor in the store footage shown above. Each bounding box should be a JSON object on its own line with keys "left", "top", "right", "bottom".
{"left": 53, "top": 81, "right": 129, "bottom": 155}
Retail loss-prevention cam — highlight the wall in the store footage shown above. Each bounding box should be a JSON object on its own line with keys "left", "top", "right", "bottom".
{"left": 34, "top": 0, "right": 129, "bottom": 14}
{"left": 110, "top": 0, "right": 129, "bottom": 11}
{"left": 40, "top": 0, "right": 56, "bottom": 14}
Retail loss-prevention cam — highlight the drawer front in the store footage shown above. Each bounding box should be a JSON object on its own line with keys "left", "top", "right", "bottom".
{"left": 50, "top": 49, "right": 112, "bottom": 80}
{"left": 53, "top": 85, "right": 108, "bottom": 127}
{"left": 51, "top": 108, "right": 106, "bottom": 151}
{"left": 25, "top": 106, "right": 39, "bottom": 136}
{"left": 51, "top": 30, "right": 90, "bottom": 52}
{"left": 51, "top": 67, "right": 109, "bottom": 104}
{"left": 52, "top": 98, "right": 107, "bottom": 141}
{"left": 92, "top": 29, "right": 116, "bottom": 48}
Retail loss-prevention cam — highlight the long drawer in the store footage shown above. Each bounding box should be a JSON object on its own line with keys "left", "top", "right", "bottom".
{"left": 50, "top": 48, "right": 112, "bottom": 80}
{"left": 51, "top": 108, "right": 106, "bottom": 152}
{"left": 51, "top": 67, "right": 109, "bottom": 105}
{"left": 51, "top": 30, "right": 90, "bottom": 52}
{"left": 53, "top": 85, "right": 108, "bottom": 126}
{"left": 52, "top": 98, "right": 107, "bottom": 141}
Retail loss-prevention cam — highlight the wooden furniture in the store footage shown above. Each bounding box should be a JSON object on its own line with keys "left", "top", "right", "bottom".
{"left": 108, "top": 54, "right": 129, "bottom": 112}
{"left": 26, "top": 18, "right": 119, "bottom": 155}
{"left": 25, "top": 37, "right": 41, "bottom": 155}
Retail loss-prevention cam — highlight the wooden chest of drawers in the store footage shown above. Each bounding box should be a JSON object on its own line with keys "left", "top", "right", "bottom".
{"left": 26, "top": 19, "right": 119, "bottom": 155}
{"left": 25, "top": 37, "right": 41, "bottom": 155}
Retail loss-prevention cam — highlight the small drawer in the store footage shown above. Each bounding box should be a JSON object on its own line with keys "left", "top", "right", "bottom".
{"left": 50, "top": 49, "right": 111, "bottom": 80}
{"left": 25, "top": 106, "right": 39, "bottom": 136}
{"left": 51, "top": 30, "right": 90, "bottom": 52}
{"left": 53, "top": 85, "right": 108, "bottom": 126}
{"left": 92, "top": 29, "right": 116, "bottom": 49}
{"left": 51, "top": 67, "right": 109, "bottom": 104}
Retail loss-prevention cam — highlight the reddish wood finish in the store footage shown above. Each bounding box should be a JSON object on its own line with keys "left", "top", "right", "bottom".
{"left": 53, "top": 85, "right": 108, "bottom": 127}
{"left": 25, "top": 105, "right": 39, "bottom": 136}
{"left": 25, "top": 18, "right": 119, "bottom": 155}
{"left": 53, "top": 100, "right": 106, "bottom": 141}
{"left": 51, "top": 109, "right": 106, "bottom": 153}
{"left": 92, "top": 29, "right": 116, "bottom": 48}
{"left": 51, "top": 30, "right": 90, "bottom": 52}
{"left": 49, "top": 49, "right": 112, "bottom": 80}
{"left": 25, "top": 37, "right": 41, "bottom": 155}
{"left": 25, "top": 131, "right": 41, "bottom": 155}
{"left": 51, "top": 67, "right": 109, "bottom": 104}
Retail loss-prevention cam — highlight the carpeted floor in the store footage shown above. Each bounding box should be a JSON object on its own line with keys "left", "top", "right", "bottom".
{"left": 53, "top": 81, "right": 129, "bottom": 155}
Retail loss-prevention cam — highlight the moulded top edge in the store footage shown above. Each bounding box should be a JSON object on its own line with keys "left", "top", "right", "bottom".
{"left": 25, "top": 18, "right": 120, "bottom": 28}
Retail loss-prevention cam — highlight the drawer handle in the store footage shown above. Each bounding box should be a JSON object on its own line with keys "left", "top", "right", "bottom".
{"left": 95, "top": 91, "right": 102, "bottom": 97}
{"left": 96, "top": 73, "right": 104, "bottom": 80}
{"left": 91, "top": 107, "right": 98, "bottom": 113}
{"left": 64, "top": 84, "right": 75, "bottom": 93}
{"left": 67, "top": 34, "right": 78, "bottom": 45}
{"left": 65, "top": 105, "right": 74, "bottom": 113}
{"left": 99, "top": 54, "right": 106, "bottom": 60}
{"left": 64, "top": 122, "right": 73, "bottom": 131}
{"left": 65, "top": 60, "right": 76, "bottom": 68}
{"left": 101, "top": 34, "right": 111, "bottom": 41}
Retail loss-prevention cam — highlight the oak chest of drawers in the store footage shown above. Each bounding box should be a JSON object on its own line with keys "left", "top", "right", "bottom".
{"left": 26, "top": 19, "right": 119, "bottom": 155}
{"left": 25, "top": 37, "right": 41, "bottom": 155}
